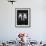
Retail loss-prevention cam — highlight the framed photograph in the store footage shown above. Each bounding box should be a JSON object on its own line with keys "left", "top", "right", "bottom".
{"left": 15, "top": 8, "right": 31, "bottom": 27}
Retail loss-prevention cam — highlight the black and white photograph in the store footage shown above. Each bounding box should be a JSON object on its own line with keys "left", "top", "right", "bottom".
{"left": 15, "top": 8, "right": 31, "bottom": 27}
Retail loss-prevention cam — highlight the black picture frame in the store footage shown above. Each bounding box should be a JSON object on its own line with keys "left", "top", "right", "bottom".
{"left": 15, "top": 8, "right": 31, "bottom": 28}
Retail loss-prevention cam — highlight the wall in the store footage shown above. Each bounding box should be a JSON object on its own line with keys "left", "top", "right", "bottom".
{"left": 0, "top": 0, "right": 46, "bottom": 42}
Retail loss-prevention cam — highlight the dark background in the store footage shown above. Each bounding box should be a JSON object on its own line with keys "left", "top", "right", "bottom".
{"left": 17, "top": 10, "right": 28, "bottom": 25}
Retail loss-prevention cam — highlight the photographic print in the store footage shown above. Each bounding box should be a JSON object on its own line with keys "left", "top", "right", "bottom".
{"left": 15, "top": 8, "right": 31, "bottom": 27}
